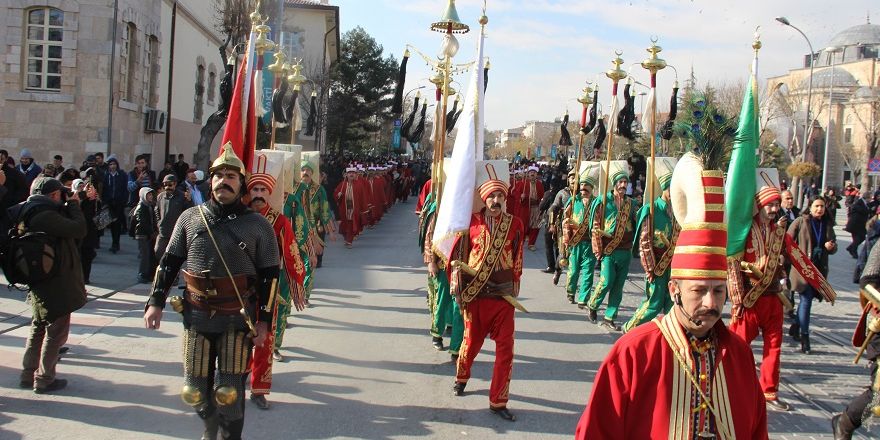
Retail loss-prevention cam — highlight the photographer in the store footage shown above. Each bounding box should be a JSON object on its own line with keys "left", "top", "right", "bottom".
{"left": 69, "top": 176, "right": 99, "bottom": 283}
{"left": 13, "top": 177, "right": 87, "bottom": 393}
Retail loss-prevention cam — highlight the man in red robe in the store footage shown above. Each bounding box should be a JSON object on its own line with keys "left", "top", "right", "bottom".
{"left": 516, "top": 166, "right": 544, "bottom": 250}
{"left": 335, "top": 167, "right": 368, "bottom": 248}
{"left": 246, "top": 171, "right": 306, "bottom": 410}
{"left": 727, "top": 183, "right": 790, "bottom": 411}
{"left": 416, "top": 179, "right": 432, "bottom": 215}
{"left": 576, "top": 152, "right": 768, "bottom": 439}
{"left": 450, "top": 164, "right": 524, "bottom": 422}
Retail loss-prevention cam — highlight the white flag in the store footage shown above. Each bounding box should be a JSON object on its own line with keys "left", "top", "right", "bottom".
{"left": 431, "top": 24, "right": 486, "bottom": 261}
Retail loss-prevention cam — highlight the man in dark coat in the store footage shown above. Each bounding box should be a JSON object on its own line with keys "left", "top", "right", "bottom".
{"left": 846, "top": 193, "right": 872, "bottom": 259}
{"left": 154, "top": 174, "right": 193, "bottom": 262}
{"left": 13, "top": 177, "right": 87, "bottom": 393}
{"left": 102, "top": 157, "right": 129, "bottom": 253}
{"left": 0, "top": 149, "right": 29, "bottom": 213}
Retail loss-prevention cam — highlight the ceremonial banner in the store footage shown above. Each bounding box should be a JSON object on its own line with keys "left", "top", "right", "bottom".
{"left": 431, "top": 20, "right": 486, "bottom": 261}
{"left": 725, "top": 51, "right": 760, "bottom": 257}
{"left": 220, "top": 28, "right": 258, "bottom": 172}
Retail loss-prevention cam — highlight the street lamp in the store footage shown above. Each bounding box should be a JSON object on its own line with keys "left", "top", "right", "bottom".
{"left": 821, "top": 46, "right": 843, "bottom": 191}
{"left": 776, "top": 16, "right": 816, "bottom": 163}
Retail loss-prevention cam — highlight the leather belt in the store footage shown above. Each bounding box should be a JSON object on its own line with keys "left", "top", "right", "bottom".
{"left": 182, "top": 270, "right": 253, "bottom": 314}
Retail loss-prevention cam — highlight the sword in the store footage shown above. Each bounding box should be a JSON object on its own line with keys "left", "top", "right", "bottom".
{"left": 451, "top": 260, "right": 529, "bottom": 313}
{"left": 740, "top": 261, "right": 793, "bottom": 311}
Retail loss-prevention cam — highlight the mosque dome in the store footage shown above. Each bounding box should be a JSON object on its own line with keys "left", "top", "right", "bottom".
{"left": 829, "top": 22, "right": 880, "bottom": 47}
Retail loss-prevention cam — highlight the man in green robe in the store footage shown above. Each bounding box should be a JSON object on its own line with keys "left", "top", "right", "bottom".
{"left": 564, "top": 168, "right": 598, "bottom": 308}
{"left": 587, "top": 165, "right": 638, "bottom": 331}
{"left": 623, "top": 170, "right": 678, "bottom": 332}
{"left": 284, "top": 180, "right": 315, "bottom": 305}
{"left": 419, "top": 192, "right": 463, "bottom": 358}
{"left": 302, "top": 160, "right": 334, "bottom": 268}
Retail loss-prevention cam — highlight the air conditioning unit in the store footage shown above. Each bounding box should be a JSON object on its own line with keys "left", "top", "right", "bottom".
{"left": 145, "top": 109, "right": 167, "bottom": 133}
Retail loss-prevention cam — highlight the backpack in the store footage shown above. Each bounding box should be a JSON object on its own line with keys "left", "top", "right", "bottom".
{"left": 1, "top": 204, "right": 61, "bottom": 287}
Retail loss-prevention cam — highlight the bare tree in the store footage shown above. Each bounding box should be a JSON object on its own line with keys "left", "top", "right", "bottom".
{"left": 847, "top": 93, "right": 880, "bottom": 190}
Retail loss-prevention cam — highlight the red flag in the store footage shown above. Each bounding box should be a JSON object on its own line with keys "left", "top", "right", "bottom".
{"left": 220, "top": 55, "right": 257, "bottom": 172}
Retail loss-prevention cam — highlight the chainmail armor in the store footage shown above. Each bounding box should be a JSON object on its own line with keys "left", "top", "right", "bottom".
{"left": 166, "top": 205, "right": 279, "bottom": 278}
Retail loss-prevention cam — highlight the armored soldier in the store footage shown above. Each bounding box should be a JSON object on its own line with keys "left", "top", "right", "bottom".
{"left": 144, "top": 144, "right": 280, "bottom": 440}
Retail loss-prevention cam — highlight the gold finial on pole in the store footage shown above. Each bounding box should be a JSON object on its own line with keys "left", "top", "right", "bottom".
{"left": 752, "top": 26, "right": 762, "bottom": 54}
{"left": 606, "top": 51, "right": 627, "bottom": 83}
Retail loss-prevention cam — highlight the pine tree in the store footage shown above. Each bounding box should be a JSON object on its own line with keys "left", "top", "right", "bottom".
{"left": 326, "top": 27, "right": 398, "bottom": 152}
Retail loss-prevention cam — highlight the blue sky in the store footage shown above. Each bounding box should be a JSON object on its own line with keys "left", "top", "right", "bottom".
{"left": 333, "top": 0, "right": 873, "bottom": 130}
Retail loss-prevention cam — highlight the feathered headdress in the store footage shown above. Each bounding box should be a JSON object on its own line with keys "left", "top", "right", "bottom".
{"left": 674, "top": 91, "right": 735, "bottom": 170}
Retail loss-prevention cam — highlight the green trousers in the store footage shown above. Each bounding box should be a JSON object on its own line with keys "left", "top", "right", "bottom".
{"left": 588, "top": 249, "right": 632, "bottom": 321}
{"left": 274, "top": 274, "right": 293, "bottom": 350}
{"left": 623, "top": 272, "right": 672, "bottom": 332}
{"left": 429, "top": 270, "right": 463, "bottom": 354}
{"left": 566, "top": 241, "right": 597, "bottom": 304}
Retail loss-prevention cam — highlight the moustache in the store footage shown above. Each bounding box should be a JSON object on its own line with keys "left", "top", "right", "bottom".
{"left": 490, "top": 203, "right": 502, "bottom": 209}
{"left": 251, "top": 197, "right": 266, "bottom": 205}
{"left": 693, "top": 308, "right": 720, "bottom": 319}
{"left": 213, "top": 184, "right": 235, "bottom": 193}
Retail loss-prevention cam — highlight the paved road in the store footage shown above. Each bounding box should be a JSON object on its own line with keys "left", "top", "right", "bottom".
{"left": 0, "top": 206, "right": 876, "bottom": 439}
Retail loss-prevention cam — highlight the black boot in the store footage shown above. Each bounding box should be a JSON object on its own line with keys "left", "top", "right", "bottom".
{"left": 198, "top": 409, "right": 220, "bottom": 440}
{"left": 219, "top": 417, "right": 244, "bottom": 440}
{"left": 587, "top": 308, "right": 598, "bottom": 323}
{"left": 552, "top": 269, "right": 562, "bottom": 286}
{"left": 432, "top": 336, "right": 444, "bottom": 350}
{"left": 801, "top": 334, "right": 811, "bottom": 354}
{"left": 832, "top": 413, "right": 856, "bottom": 440}
{"left": 789, "top": 322, "right": 801, "bottom": 341}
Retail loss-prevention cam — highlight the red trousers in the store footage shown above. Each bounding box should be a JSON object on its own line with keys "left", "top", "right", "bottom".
{"left": 249, "top": 306, "right": 278, "bottom": 395}
{"left": 729, "top": 294, "right": 783, "bottom": 400}
{"left": 456, "top": 296, "right": 515, "bottom": 408}
{"left": 526, "top": 228, "right": 539, "bottom": 246}
{"left": 339, "top": 219, "right": 357, "bottom": 244}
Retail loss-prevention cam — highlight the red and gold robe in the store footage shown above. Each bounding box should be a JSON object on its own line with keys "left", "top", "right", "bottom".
{"left": 576, "top": 312, "right": 768, "bottom": 439}
{"left": 334, "top": 179, "right": 368, "bottom": 243}
{"left": 250, "top": 205, "right": 306, "bottom": 395}
{"left": 450, "top": 210, "right": 524, "bottom": 408}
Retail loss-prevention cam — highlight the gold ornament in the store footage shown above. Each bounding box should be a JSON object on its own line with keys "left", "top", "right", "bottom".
{"left": 180, "top": 385, "right": 204, "bottom": 407}
{"left": 214, "top": 385, "right": 238, "bottom": 407}
{"left": 209, "top": 142, "right": 246, "bottom": 174}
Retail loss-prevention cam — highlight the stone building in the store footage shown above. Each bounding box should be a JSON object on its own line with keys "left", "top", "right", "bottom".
{"left": 0, "top": 0, "right": 338, "bottom": 174}
{"left": 767, "top": 18, "right": 880, "bottom": 189}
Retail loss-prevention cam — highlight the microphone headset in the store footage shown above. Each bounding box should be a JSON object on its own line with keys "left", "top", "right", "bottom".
{"left": 674, "top": 293, "right": 703, "bottom": 326}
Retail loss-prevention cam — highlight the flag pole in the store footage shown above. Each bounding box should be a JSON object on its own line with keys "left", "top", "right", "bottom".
{"left": 641, "top": 38, "right": 667, "bottom": 242}
{"left": 599, "top": 52, "right": 627, "bottom": 236}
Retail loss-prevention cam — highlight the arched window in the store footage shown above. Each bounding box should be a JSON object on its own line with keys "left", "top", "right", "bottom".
{"left": 120, "top": 22, "right": 137, "bottom": 101}
{"left": 146, "top": 35, "right": 159, "bottom": 107}
{"left": 24, "top": 7, "right": 63, "bottom": 91}
{"left": 207, "top": 65, "right": 216, "bottom": 104}
{"left": 194, "top": 64, "right": 205, "bottom": 123}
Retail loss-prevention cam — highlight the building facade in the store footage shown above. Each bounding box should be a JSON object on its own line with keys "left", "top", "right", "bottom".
{"left": 0, "top": 0, "right": 338, "bottom": 174}
{"left": 767, "top": 19, "right": 880, "bottom": 189}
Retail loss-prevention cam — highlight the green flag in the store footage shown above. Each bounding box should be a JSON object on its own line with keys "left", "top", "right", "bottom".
{"left": 725, "top": 55, "right": 760, "bottom": 257}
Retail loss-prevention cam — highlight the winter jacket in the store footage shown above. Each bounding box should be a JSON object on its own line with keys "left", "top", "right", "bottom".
{"left": 133, "top": 189, "right": 157, "bottom": 239}
{"left": 103, "top": 170, "right": 129, "bottom": 206}
{"left": 787, "top": 214, "right": 837, "bottom": 293}
{"left": 154, "top": 188, "right": 193, "bottom": 238}
{"left": 8, "top": 195, "right": 87, "bottom": 322}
